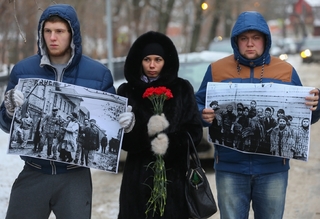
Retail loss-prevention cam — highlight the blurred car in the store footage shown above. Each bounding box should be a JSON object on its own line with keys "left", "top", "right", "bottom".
{"left": 98, "top": 57, "right": 126, "bottom": 81}
{"left": 208, "top": 38, "right": 233, "bottom": 54}
{"left": 178, "top": 50, "right": 231, "bottom": 91}
{"left": 273, "top": 37, "right": 297, "bottom": 54}
{"left": 270, "top": 43, "right": 288, "bottom": 61}
{"left": 178, "top": 50, "right": 231, "bottom": 159}
{"left": 299, "top": 37, "right": 320, "bottom": 63}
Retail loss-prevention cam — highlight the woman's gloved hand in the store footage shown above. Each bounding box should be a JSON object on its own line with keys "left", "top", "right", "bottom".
{"left": 147, "top": 113, "right": 169, "bottom": 136}
{"left": 119, "top": 105, "right": 135, "bottom": 133}
{"left": 151, "top": 133, "right": 169, "bottom": 155}
{"left": 4, "top": 88, "right": 25, "bottom": 117}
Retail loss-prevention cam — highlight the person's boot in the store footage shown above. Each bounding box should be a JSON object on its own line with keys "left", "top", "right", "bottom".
{"left": 60, "top": 149, "right": 66, "bottom": 161}
{"left": 66, "top": 152, "right": 73, "bottom": 162}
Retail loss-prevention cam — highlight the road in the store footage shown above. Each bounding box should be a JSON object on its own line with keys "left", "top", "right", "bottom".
{"left": 0, "top": 55, "right": 319, "bottom": 219}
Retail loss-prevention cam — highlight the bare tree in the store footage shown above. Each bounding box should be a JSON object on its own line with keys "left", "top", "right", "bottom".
{"left": 141, "top": 0, "right": 176, "bottom": 34}
{"left": 189, "top": 0, "right": 205, "bottom": 52}
{"left": 204, "top": 0, "right": 223, "bottom": 49}
{"left": 0, "top": 0, "right": 307, "bottom": 65}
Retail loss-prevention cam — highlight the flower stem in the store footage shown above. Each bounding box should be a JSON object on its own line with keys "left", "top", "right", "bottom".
{"left": 145, "top": 154, "right": 167, "bottom": 217}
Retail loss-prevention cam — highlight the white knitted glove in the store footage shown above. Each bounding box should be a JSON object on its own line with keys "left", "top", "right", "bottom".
{"left": 119, "top": 105, "right": 135, "bottom": 133}
{"left": 4, "top": 88, "right": 25, "bottom": 117}
{"left": 147, "top": 113, "right": 169, "bottom": 136}
{"left": 151, "top": 133, "right": 169, "bottom": 155}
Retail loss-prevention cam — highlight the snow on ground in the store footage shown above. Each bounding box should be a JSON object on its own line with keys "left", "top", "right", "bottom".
{"left": 0, "top": 131, "right": 23, "bottom": 218}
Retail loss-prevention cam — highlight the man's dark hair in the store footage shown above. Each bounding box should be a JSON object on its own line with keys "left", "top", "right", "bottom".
{"left": 45, "top": 15, "right": 70, "bottom": 28}
{"left": 277, "top": 115, "right": 288, "bottom": 123}
{"left": 277, "top": 109, "right": 285, "bottom": 115}
{"left": 265, "top": 107, "right": 272, "bottom": 112}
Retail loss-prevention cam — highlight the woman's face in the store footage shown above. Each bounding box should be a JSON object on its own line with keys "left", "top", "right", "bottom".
{"left": 142, "top": 55, "right": 165, "bottom": 78}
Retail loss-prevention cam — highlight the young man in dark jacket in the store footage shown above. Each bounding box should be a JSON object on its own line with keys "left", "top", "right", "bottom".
{"left": 195, "top": 11, "right": 320, "bottom": 219}
{"left": 0, "top": 4, "right": 134, "bottom": 219}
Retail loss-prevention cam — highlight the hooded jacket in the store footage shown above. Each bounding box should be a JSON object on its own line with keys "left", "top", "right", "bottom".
{"left": 0, "top": 4, "right": 115, "bottom": 174}
{"left": 195, "top": 11, "right": 320, "bottom": 175}
{"left": 117, "top": 31, "right": 203, "bottom": 218}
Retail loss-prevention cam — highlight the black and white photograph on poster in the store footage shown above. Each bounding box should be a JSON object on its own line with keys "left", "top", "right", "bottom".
{"left": 7, "top": 78, "right": 127, "bottom": 173}
{"left": 206, "top": 82, "right": 314, "bottom": 161}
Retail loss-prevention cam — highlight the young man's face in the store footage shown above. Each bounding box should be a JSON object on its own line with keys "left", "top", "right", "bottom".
{"left": 250, "top": 101, "right": 256, "bottom": 108}
{"left": 237, "top": 30, "right": 265, "bottom": 60}
{"left": 279, "top": 118, "right": 287, "bottom": 128}
{"left": 265, "top": 110, "right": 271, "bottom": 117}
{"left": 43, "top": 21, "right": 71, "bottom": 59}
{"left": 257, "top": 108, "right": 263, "bottom": 117}
{"left": 302, "top": 119, "right": 310, "bottom": 128}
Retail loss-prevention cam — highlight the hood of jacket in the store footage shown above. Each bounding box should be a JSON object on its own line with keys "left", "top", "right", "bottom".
{"left": 231, "top": 11, "right": 271, "bottom": 66}
{"left": 124, "top": 31, "right": 179, "bottom": 89}
{"left": 37, "top": 4, "right": 82, "bottom": 69}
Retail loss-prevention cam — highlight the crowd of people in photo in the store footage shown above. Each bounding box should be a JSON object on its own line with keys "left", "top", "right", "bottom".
{"left": 209, "top": 100, "right": 310, "bottom": 160}
{"left": 10, "top": 106, "right": 110, "bottom": 166}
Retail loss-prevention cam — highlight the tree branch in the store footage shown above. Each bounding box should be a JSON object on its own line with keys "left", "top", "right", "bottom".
{"left": 11, "top": 0, "right": 26, "bottom": 43}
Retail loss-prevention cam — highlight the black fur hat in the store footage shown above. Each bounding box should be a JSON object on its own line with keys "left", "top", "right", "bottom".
{"left": 124, "top": 31, "right": 179, "bottom": 88}
{"left": 141, "top": 43, "right": 165, "bottom": 60}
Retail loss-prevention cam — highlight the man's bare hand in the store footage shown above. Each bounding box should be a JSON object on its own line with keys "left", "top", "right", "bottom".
{"left": 202, "top": 108, "right": 215, "bottom": 123}
{"left": 306, "top": 88, "right": 319, "bottom": 111}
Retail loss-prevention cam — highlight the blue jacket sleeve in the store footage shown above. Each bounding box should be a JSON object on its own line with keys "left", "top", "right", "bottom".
{"left": 102, "top": 68, "right": 116, "bottom": 94}
{"left": 0, "top": 104, "right": 12, "bottom": 133}
{"left": 195, "top": 65, "right": 213, "bottom": 127}
{"left": 311, "top": 88, "right": 320, "bottom": 124}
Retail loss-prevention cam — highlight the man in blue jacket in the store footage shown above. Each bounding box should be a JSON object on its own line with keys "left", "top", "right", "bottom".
{"left": 0, "top": 4, "right": 134, "bottom": 219}
{"left": 195, "top": 11, "right": 320, "bottom": 218}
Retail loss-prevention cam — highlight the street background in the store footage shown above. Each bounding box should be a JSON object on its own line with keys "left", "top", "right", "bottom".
{"left": 0, "top": 55, "right": 319, "bottom": 218}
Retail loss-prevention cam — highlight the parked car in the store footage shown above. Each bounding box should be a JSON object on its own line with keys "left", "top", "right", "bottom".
{"left": 98, "top": 57, "right": 126, "bottom": 81}
{"left": 208, "top": 38, "right": 233, "bottom": 54}
{"left": 273, "top": 37, "right": 297, "bottom": 54}
{"left": 178, "top": 51, "right": 232, "bottom": 159}
{"left": 299, "top": 36, "right": 320, "bottom": 63}
{"left": 270, "top": 43, "right": 288, "bottom": 61}
{"left": 178, "top": 50, "right": 231, "bottom": 92}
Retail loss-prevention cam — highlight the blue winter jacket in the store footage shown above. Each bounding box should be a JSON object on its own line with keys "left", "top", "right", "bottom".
{"left": 0, "top": 4, "right": 115, "bottom": 174}
{"left": 195, "top": 11, "right": 320, "bottom": 175}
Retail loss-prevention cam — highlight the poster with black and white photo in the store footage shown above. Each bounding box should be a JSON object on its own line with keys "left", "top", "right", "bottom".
{"left": 7, "top": 78, "right": 127, "bottom": 173}
{"left": 206, "top": 82, "right": 314, "bottom": 161}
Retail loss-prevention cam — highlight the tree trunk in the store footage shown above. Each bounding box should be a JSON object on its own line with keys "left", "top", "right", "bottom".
{"left": 189, "top": 0, "right": 205, "bottom": 52}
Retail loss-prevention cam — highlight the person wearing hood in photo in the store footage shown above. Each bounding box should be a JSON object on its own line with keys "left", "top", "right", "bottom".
{"left": 0, "top": 4, "right": 133, "bottom": 219}
{"left": 116, "top": 31, "right": 203, "bottom": 218}
{"left": 195, "top": 11, "right": 320, "bottom": 219}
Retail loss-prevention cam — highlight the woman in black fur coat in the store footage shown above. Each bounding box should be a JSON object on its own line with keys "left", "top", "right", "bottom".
{"left": 117, "top": 31, "right": 203, "bottom": 219}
